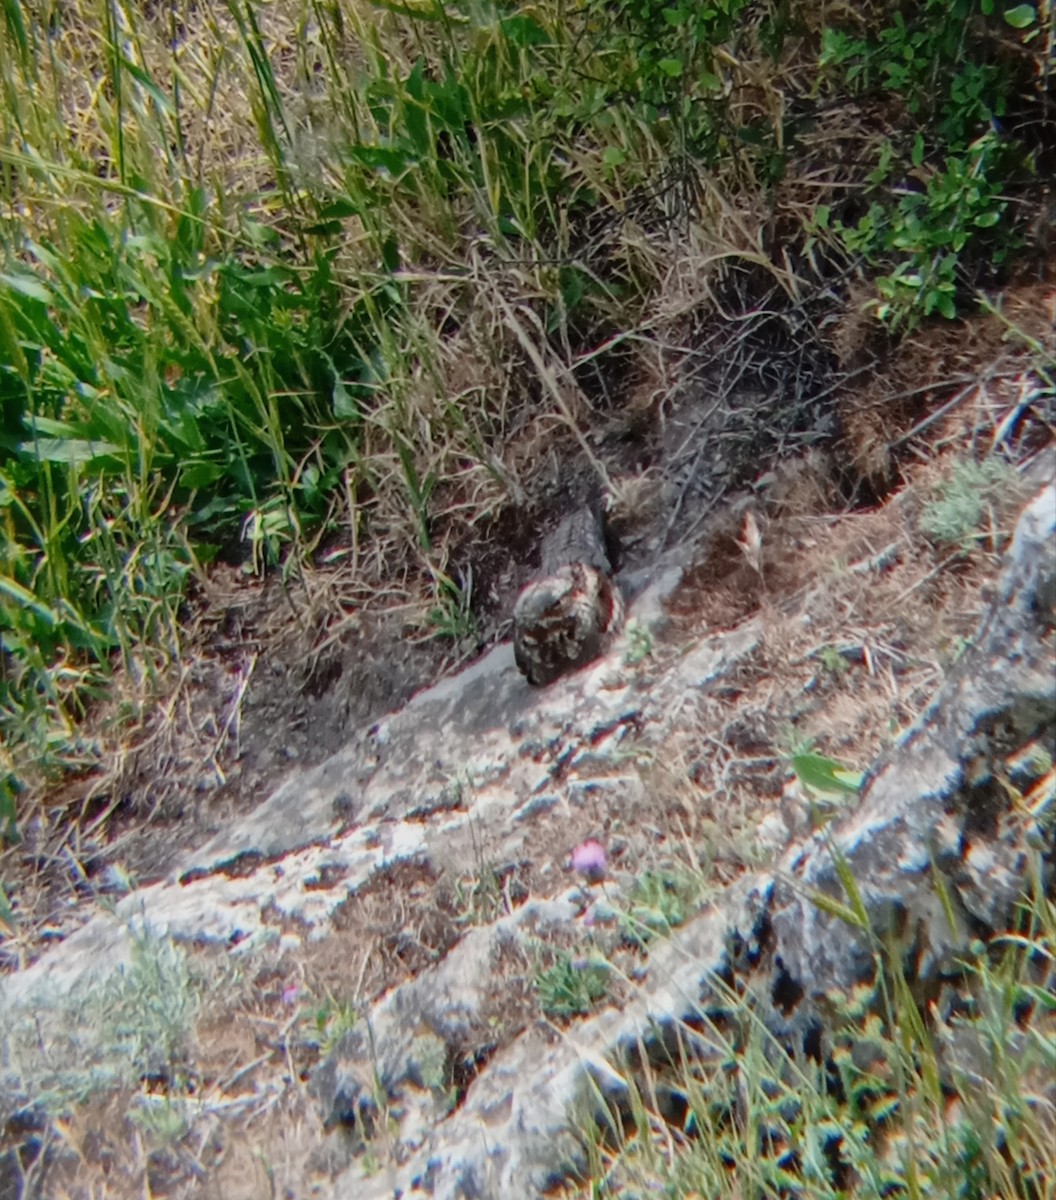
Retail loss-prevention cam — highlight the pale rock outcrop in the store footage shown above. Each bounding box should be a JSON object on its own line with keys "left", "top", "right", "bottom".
{"left": 1, "top": 481, "right": 1052, "bottom": 1199}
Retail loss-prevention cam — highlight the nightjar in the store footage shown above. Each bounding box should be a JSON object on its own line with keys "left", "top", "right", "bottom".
{"left": 513, "top": 506, "right": 625, "bottom": 686}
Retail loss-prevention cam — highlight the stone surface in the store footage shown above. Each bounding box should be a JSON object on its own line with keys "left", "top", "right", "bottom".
{"left": 1, "top": 479, "right": 1052, "bottom": 1199}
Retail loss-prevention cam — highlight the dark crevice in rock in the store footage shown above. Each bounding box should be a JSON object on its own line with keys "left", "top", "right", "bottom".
{"left": 770, "top": 961, "right": 805, "bottom": 1017}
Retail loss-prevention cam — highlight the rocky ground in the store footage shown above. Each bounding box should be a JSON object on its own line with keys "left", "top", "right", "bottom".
{"left": 0, "top": 299, "right": 1054, "bottom": 1197}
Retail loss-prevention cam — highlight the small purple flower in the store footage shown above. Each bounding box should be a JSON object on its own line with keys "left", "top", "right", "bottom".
{"left": 571, "top": 839, "right": 608, "bottom": 883}
{"left": 281, "top": 984, "right": 300, "bottom": 1007}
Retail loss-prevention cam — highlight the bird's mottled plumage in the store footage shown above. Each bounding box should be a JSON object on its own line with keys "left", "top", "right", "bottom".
{"left": 513, "top": 507, "right": 624, "bottom": 686}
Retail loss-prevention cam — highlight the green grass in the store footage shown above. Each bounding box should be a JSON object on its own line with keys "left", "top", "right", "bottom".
{"left": 535, "top": 945, "right": 613, "bottom": 1020}
{"left": 0, "top": 0, "right": 1046, "bottom": 812}
{"left": 574, "top": 869, "right": 1056, "bottom": 1199}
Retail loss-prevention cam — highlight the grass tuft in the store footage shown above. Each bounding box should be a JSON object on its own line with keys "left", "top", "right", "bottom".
{"left": 573, "top": 873, "right": 1055, "bottom": 1198}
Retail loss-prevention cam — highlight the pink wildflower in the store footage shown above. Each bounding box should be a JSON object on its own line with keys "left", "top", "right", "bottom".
{"left": 571, "top": 839, "right": 608, "bottom": 883}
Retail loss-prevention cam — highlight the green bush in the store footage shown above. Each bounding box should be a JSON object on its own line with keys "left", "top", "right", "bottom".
{"left": 817, "top": 0, "right": 1039, "bottom": 327}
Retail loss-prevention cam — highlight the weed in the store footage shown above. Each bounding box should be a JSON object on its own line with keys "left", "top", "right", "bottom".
{"left": 408, "top": 1032, "right": 459, "bottom": 1111}
{"left": 305, "top": 995, "right": 359, "bottom": 1058}
{"left": 1, "top": 926, "right": 203, "bottom": 1115}
{"left": 817, "top": 645, "right": 850, "bottom": 676}
{"left": 623, "top": 619, "right": 654, "bottom": 666}
{"left": 409, "top": 1033, "right": 448, "bottom": 1092}
{"left": 128, "top": 1095, "right": 192, "bottom": 1146}
{"left": 452, "top": 866, "right": 505, "bottom": 926}
{"left": 0, "top": 879, "right": 15, "bottom": 935}
{"left": 940, "top": 633, "right": 976, "bottom": 667}
{"left": 0, "top": 773, "right": 20, "bottom": 845}
{"left": 534, "top": 947, "right": 611, "bottom": 1020}
{"left": 920, "top": 457, "right": 1022, "bottom": 552}
{"left": 451, "top": 819, "right": 507, "bottom": 925}
{"left": 620, "top": 868, "right": 702, "bottom": 947}
{"left": 426, "top": 567, "right": 477, "bottom": 643}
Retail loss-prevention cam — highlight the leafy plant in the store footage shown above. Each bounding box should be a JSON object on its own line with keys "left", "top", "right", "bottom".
{"left": 306, "top": 995, "right": 360, "bottom": 1057}
{"left": 821, "top": 133, "right": 1020, "bottom": 327}
{"left": 579, "top": 0, "right": 763, "bottom": 164}
{"left": 620, "top": 868, "right": 702, "bottom": 946}
{"left": 623, "top": 619, "right": 654, "bottom": 666}
{"left": 920, "top": 457, "right": 1021, "bottom": 552}
{"left": 818, "top": 1, "right": 1012, "bottom": 152}
{"left": 535, "top": 948, "right": 611, "bottom": 1019}
{"left": 817, "top": 1, "right": 1035, "bottom": 327}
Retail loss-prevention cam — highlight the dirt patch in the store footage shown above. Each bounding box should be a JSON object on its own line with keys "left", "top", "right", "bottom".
{"left": 321, "top": 860, "right": 465, "bottom": 1001}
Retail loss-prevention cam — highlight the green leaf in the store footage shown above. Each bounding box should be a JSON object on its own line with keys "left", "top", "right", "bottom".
{"left": 19, "top": 436, "right": 122, "bottom": 466}
{"left": 0, "top": 880, "right": 15, "bottom": 933}
{"left": 119, "top": 56, "right": 174, "bottom": 115}
{"left": 180, "top": 462, "right": 225, "bottom": 488}
{"left": 317, "top": 199, "right": 361, "bottom": 220}
{"left": 791, "top": 753, "right": 864, "bottom": 797}
{"left": 934, "top": 291, "right": 957, "bottom": 319}
{"left": 348, "top": 145, "right": 414, "bottom": 175}
{"left": 381, "top": 236, "right": 401, "bottom": 274}
{"left": 1003, "top": 4, "right": 1036, "bottom": 27}
{"left": 302, "top": 220, "right": 344, "bottom": 237}
{"left": 500, "top": 14, "right": 547, "bottom": 46}
{"left": 602, "top": 146, "right": 627, "bottom": 168}
{"left": 332, "top": 376, "right": 359, "bottom": 420}
{"left": 1, "top": 273, "right": 53, "bottom": 304}
{"left": 0, "top": 574, "right": 59, "bottom": 625}
{"left": 658, "top": 57, "right": 684, "bottom": 78}
{"left": 1, "top": 0, "right": 29, "bottom": 61}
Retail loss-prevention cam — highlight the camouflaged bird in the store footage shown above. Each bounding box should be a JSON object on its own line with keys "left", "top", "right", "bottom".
{"left": 513, "top": 506, "right": 625, "bottom": 686}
